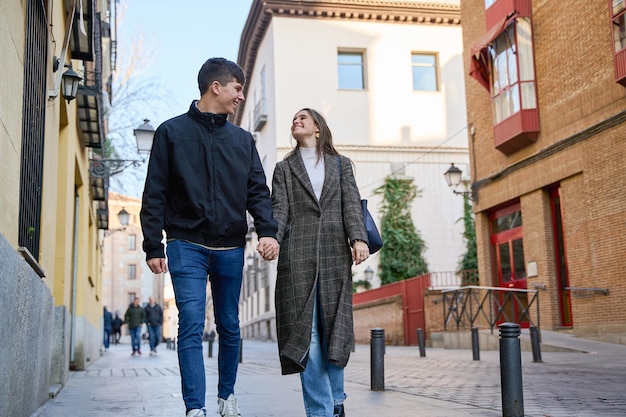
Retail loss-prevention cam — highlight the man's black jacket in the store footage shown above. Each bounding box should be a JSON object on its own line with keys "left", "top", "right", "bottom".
{"left": 141, "top": 102, "right": 277, "bottom": 260}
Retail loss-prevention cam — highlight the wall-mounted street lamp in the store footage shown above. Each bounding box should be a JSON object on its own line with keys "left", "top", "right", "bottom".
{"left": 89, "top": 119, "right": 156, "bottom": 178}
{"left": 364, "top": 265, "right": 374, "bottom": 281}
{"left": 444, "top": 163, "right": 477, "bottom": 202}
{"left": 104, "top": 208, "right": 131, "bottom": 236}
{"left": 52, "top": 56, "right": 82, "bottom": 103}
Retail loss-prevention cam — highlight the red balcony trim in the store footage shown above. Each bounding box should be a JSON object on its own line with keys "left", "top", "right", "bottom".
{"left": 493, "top": 108, "right": 540, "bottom": 154}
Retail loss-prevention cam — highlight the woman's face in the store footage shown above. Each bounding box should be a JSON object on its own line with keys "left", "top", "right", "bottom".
{"left": 291, "top": 110, "right": 318, "bottom": 143}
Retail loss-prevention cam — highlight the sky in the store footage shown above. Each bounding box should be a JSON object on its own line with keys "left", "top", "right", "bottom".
{"left": 120, "top": 0, "right": 254, "bottom": 121}
{"left": 111, "top": 0, "right": 253, "bottom": 197}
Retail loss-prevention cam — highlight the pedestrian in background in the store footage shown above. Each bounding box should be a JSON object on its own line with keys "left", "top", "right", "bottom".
{"left": 103, "top": 306, "right": 113, "bottom": 351}
{"left": 112, "top": 311, "right": 123, "bottom": 344}
{"left": 124, "top": 297, "right": 146, "bottom": 356}
{"left": 145, "top": 296, "right": 163, "bottom": 355}
{"left": 271, "top": 108, "right": 369, "bottom": 417}
{"left": 140, "top": 57, "right": 279, "bottom": 417}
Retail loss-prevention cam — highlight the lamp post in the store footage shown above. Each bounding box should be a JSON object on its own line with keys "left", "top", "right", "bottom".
{"left": 443, "top": 163, "right": 476, "bottom": 201}
{"left": 106, "top": 208, "right": 132, "bottom": 317}
{"left": 89, "top": 120, "right": 156, "bottom": 178}
{"left": 60, "top": 64, "right": 81, "bottom": 103}
{"left": 134, "top": 119, "right": 156, "bottom": 154}
{"left": 364, "top": 265, "right": 374, "bottom": 282}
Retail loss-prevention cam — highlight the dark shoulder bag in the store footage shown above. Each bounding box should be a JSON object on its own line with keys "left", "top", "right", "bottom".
{"left": 338, "top": 158, "right": 383, "bottom": 254}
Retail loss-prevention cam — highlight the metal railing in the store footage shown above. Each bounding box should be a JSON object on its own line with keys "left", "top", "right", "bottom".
{"left": 442, "top": 286, "right": 540, "bottom": 334}
{"left": 428, "top": 269, "right": 479, "bottom": 289}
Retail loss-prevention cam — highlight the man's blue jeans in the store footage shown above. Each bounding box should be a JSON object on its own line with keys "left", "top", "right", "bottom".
{"left": 300, "top": 299, "right": 346, "bottom": 417}
{"left": 148, "top": 325, "right": 161, "bottom": 351}
{"left": 129, "top": 326, "right": 142, "bottom": 353}
{"left": 167, "top": 240, "right": 244, "bottom": 413}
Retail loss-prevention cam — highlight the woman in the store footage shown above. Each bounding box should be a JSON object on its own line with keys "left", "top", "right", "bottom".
{"left": 271, "top": 108, "right": 370, "bottom": 417}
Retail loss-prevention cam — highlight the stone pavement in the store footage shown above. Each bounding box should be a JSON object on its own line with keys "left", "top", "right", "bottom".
{"left": 32, "top": 333, "right": 626, "bottom": 417}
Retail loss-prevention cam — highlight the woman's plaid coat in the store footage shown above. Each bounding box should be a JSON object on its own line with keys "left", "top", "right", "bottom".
{"left": 271, "top": 152, "right": 368, "bottom": 375}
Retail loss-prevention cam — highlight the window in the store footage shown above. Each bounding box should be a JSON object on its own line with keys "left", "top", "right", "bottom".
{"left": 613, "top": 0, "right": 626, "bottom": 51}
{"left": 610, "top": 0, "right": 626, "bottom": 85}
{"left": 128, "top": 292, "right": 136, "bottom": 305}
{"left": 411, "top": 53, "right": 438, "bottom": 92}
{"left": 128, "top": 234, "right": 136, "bottom": 251}
{"left": 128, "top": 264, "right": 136, "bottom": 280}
{"left": 470, "top": 11, "right": 540, "bottom": 154}
{"left": 254, "top": 66, "right": 267, "bottom": 131}
{"left": 489, "top": 18, "right": 537, "bottom": 124}
{"left": 338, "top": 51, "right": 365, "bottom": 90}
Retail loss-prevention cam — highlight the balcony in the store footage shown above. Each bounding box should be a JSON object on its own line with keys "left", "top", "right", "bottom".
{"left": 254, "top": 98, "right": 267, "bottom": 131}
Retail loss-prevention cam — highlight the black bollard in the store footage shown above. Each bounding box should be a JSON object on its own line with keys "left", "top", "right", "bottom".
{"left": 239, "top": 338, "right": 243, "bottom": 363}
{"left": 417, "top": 328, "right": 426, "bottom": 357}
{"left": 499, "top": 323, "right": 524, "bottom": 417}
{"left": 529, "top": 326, "right": 542, "bottom": 363}
{"left": 370, "top": 328, "right": 385, "bottom": 391}
{"left": 471, "top": 327, "right": 480, "bottom": 361}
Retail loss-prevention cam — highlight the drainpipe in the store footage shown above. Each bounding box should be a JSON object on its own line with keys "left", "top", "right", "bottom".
{"left": 70, "top": 193, "right": 79, "bottom": 367}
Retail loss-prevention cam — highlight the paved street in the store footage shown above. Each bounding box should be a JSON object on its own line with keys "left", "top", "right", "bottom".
{"left": 32, "top": 333, "right": 626, "bottom": 417}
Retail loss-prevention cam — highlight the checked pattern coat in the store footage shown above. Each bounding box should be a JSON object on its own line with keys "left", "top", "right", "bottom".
{"left": 271, "top": 152, "right": 367, "bottom": 375}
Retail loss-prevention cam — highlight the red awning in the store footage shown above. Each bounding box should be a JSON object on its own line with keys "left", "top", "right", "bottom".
{"left": 469, "top": 13, "right": 518, "bottom": 91}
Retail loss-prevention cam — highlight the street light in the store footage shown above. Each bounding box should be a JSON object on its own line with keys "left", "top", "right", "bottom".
{"left": 134, "top": 119, "right": 156, "bottom": 154}
{"left": 444, "top": 163, "right": 476, "bottom": 201}
{"left": 104, "top": 208, "right": 131, "bottom": 235}
{"left": 89, "top": 120, "right": 156, "bottom": 178}
{"left": 364, "top": 266, "right": 374, "bottom": 281}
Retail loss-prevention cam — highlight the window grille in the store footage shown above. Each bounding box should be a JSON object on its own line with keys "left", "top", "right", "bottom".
{"left": 18, "top": 0, "right": 47, "bottom": 260}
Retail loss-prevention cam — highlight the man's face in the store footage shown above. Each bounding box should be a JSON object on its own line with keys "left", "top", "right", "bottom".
{"left": 214, "top": 80, "right": 245, "bottom": 114}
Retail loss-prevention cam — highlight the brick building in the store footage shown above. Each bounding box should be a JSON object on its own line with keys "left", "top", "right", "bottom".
{"left": 461, "top": 0, "right": 626, "bottom": 337}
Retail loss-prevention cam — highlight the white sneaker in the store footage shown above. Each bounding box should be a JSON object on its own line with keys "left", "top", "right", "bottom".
{"left": 186, "top": 409, "right": 205, "bottom": 417}
{"left": 217, "top": 394, "right": 241, "bottom": 417}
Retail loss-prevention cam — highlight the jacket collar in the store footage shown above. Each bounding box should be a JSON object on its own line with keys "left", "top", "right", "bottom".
{"left": 286, "top": 151, "right": 341, "bottom": 204}
{"left": 188, "top": 100, "right": 228, "bottom": 127}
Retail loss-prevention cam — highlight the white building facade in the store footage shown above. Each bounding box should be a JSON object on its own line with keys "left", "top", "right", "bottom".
{"left": 235, "top": 0, "right": 469, "bottom": 340}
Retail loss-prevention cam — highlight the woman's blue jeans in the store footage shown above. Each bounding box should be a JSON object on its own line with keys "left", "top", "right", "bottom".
{"left": 300, "top": 299, "right": 346, "bottom": 417}
{"left": 167, "top": 240, "right": 244, "bottom": 413}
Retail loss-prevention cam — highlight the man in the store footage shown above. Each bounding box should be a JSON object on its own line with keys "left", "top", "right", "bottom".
{"left": 103, "top": 306, "right": 112, "bottom": 351}
{"left": 144, "top": 296, "right": 163, "bottom": 355}
{"left": 140, "top": 57, "right": 279, "bottom": 417}
{"left": 124, "top": 297, "right": 146, "bottom": 356}
{"left": 112, "top": 311, "right": 123, "bottom": 344}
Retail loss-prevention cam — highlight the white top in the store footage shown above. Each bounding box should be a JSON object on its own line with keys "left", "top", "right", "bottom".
{"left": 300, "top": 147, "right": 324, "bottom": 201}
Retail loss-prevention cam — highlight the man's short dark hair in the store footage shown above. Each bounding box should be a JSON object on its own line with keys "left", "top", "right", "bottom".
{"left": 198, "top": 58, "right": 245, "bottom": 95}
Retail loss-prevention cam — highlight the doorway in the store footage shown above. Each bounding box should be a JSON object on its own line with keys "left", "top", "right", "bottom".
{"left": 489, "top": 202, "right": 529, "bottom": 326}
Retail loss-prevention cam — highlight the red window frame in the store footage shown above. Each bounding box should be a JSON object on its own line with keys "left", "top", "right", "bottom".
{"left": 609, "top": 0, "right": 626, "bottom": 86}
{"left": 469, "top": 0, "right": 539, "bottom": 155}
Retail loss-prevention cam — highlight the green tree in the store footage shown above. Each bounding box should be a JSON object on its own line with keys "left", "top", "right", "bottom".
{"left": 457, "top": 193, "right": 478, "bottom": 284}
{"left": 374, "top": 176, "right": 428, "bottom": 285}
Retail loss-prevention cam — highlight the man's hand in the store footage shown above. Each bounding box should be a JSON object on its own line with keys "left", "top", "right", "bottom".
{"left": 147, "top": 258, "right": 168, "bottom": 274}
{"left": 257, "top": 237, "right": 279, "bottom": 261}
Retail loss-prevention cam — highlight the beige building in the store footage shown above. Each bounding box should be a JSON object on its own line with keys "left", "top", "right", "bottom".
{"left": 102, "top": 192, "right": 169, "bottom": 336}
{"left": 0, "top": 0, "right": 118, "bottom": 415}
{"left": 235, "top": 0, "right": 469, "bottom": 340}
{"left": 461, "top": 0, "right": 626, "bottom": 337}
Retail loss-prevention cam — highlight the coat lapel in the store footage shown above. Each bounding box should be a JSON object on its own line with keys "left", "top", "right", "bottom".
{"left": 319, "top": 154, "right": 340, "bottom": 204}
{"left": 287, "top": 151, "right": 318, "bottom": 203}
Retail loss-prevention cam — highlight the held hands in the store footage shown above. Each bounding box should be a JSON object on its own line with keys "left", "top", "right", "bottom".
{"left": 257, "top": 237, "right": 279, "bottom": 261}
{"left": 352, "top": 241, "right": 370, "bottom": 265}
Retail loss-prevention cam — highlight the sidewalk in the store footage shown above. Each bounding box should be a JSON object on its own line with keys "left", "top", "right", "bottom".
{"left": 32, "top": 335, "right": 626, "bottom": 417}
